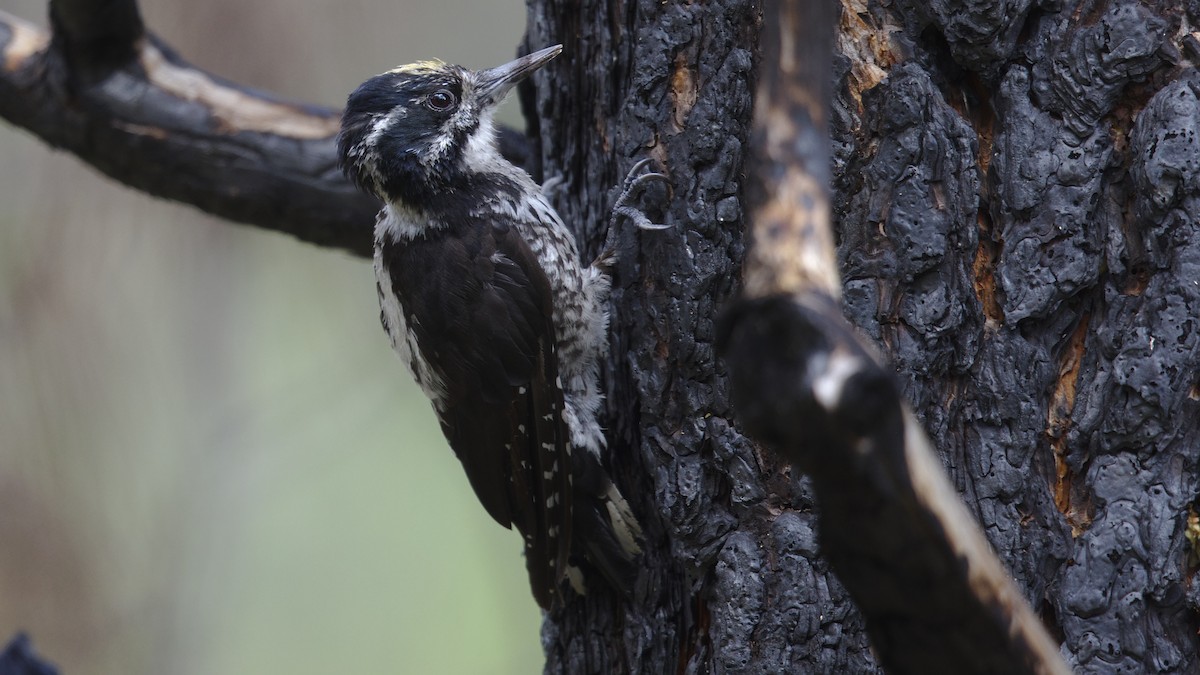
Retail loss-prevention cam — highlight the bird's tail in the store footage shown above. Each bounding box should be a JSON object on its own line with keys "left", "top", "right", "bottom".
{"left": 567, "top": 451, "right": 644, "bottom": 600}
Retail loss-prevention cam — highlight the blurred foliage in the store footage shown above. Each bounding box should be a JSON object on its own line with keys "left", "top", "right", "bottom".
{"left": 0, "top": 0, "right": 544, "bottom": 673}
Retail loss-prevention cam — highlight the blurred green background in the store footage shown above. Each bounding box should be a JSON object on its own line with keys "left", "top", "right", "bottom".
{"left": 0, "top": 0, "right": 545, "bottom": 673}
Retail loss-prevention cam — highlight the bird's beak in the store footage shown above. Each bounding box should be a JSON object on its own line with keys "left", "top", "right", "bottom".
{"left": 475, "top": 44, "right": 563, "bottom": 107}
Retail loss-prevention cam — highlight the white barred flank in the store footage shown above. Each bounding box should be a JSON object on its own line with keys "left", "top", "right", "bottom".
{"left": 467, "top": 167, "right": 612, "bottom": 459}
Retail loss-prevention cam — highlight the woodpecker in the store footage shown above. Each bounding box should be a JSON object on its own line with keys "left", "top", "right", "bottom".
{"left": 337, "top": 45, "right": 665, "bottom": 608}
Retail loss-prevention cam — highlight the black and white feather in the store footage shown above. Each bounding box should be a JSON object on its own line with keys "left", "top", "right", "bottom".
{"left": 337, "top": 45, "right": 645, "bottom": 608}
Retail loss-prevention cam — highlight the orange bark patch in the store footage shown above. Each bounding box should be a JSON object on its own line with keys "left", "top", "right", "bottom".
{"left": 669, "top": 53, "right": 698, "bottom": 132}
{"left": 1046, "top": 314, "right": 1093, "bottom": 536}
{"left": 972, "top": 212, "right": 1005, "bottom": 328}
{"left": 836, "top": 0, "right": 902, "bottom": 113}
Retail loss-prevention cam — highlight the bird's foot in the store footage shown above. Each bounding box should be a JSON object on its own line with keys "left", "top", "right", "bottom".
{"left": 611, "top": 158, "right": 671, "bottom": 232}
{"left": 596, "top": 159, "right": 671, "bottom": 269}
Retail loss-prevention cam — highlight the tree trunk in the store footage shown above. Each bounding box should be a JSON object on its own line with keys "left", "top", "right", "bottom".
{"left": 831, "top": 2, "right": 1200, "bottom": 672}
{"left": 3, "top": 0, "right": 1199, "bottom": 672}
{"left": 524, "top": 0, "right": 1200, "bottom": 673}
{"left": 525, "top": 1, "right": 830, "bottom": 672}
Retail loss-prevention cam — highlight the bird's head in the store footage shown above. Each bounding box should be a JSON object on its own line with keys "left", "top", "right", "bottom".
{"left": 338, "top": 44, "right": 562, "bottom": 205}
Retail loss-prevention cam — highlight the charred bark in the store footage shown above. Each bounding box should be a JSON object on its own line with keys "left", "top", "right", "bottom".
{"left": 830, "top": 1, "right": 1200, "bottom": 672}
{"left": 527, "top": 0, "right": 1200, "bottom": 671}
{"left": 3, "top": 0, "right": 1200, "bottom": 672}
{"left": 721, "top": 2, "right": 1065, "bottom": 672}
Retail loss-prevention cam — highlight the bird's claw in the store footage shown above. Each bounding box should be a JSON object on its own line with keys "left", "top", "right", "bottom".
{"left": 620, "top": 158, "right": 664, "bottom": 192}
{"left": 594, "top": 158, "right": 671, "bottom": 270}
{"left": 611, "top": 158, "right": 671, "bottom": 232}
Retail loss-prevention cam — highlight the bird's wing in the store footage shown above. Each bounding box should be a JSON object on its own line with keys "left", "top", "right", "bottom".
{"left": 383, "top": 216, "right": 573, "bottom": 608}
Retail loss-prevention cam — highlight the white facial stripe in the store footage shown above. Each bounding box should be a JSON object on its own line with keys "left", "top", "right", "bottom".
{"left": 355, "top": 107, "right": 409, "bottom": 191}
{"left": 421, "top": 117, "right": 458, "bottom": 166}
{"left": 462, "top": 107, "right": 501, "bottom": 171}
{"left": 365, "top": 107, "right": 407, "bottom": 149}
{"left": 420, "top": 99, "right": 477, "bottom": 167}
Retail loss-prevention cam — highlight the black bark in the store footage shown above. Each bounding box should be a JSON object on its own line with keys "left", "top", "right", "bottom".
{"left": 3, "top": 0, "right": 1200, "bottom": 672}
{"left": 831, "top": 1, "right": 1200, "bottom": 673}
{"left": 522, "top": 2, "right": 795, "bottom": 672}
{"left": 527, "top": 0, "right": 1200, "bottom": 671}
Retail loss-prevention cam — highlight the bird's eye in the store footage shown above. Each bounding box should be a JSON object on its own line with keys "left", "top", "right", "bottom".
{"left": 426, "top": 89, "right": 457, "bottom": 112}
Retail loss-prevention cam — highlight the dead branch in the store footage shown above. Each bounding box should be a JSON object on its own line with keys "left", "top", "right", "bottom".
{"left": 0, "top": 2, "right": 530, "bottom": 257}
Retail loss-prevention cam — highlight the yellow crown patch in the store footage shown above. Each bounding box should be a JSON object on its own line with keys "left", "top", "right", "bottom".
{"left": 387, "top": 59, "right": 448, "bottom": 76}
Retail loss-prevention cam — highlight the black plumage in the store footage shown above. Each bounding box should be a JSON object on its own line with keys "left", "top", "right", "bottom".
{"left": 381, "top": 215, "right": 572, "bottom": 607}
{"left": 338, "top": 45, "right": 649, "bottom": 609}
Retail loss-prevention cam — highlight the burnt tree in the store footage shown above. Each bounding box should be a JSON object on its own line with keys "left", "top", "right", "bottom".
{"left": 1, "top": 0, "right": 1198, "bottom": 672}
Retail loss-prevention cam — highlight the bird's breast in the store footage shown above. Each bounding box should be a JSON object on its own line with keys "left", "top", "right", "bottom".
{"left": 374, "top": 207, "right": 450, "bottom": 404}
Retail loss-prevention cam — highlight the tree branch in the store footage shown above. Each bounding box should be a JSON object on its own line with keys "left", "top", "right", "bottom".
{"left": 0, "top": 633, "right": 58, "bottom": 675}
{"left": 719, "top": 0, "right": 1070, "bottom": 672}
{"left": 0, "top": 5, "right": 530, "bottom": 257}
{"left": 740, "top": 0, "right": 839, "bottom": 298}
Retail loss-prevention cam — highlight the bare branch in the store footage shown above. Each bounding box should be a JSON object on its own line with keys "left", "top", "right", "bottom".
{"left": 0, "top": 7, "right": 531, "bottom": 257}
{"left": 721, "top": 1, "right": 1071, "bottom": 673}
{"left": 742, "top": 0, "right": 839, "bottom": 298}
